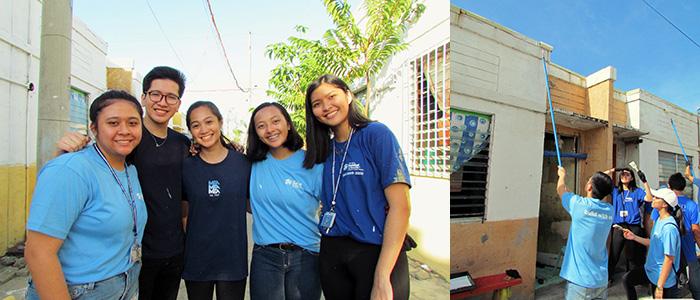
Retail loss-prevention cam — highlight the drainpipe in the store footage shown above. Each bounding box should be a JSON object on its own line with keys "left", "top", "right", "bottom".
{"left": 37, "top": 0, "right": 72, "bottom": 170}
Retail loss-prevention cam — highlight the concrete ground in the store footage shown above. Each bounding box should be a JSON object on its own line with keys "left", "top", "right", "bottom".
{"left": 535, "top": 272, "right": 693, "bottom": 300}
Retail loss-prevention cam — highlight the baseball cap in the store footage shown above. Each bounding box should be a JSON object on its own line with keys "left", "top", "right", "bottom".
{"left": 650, "top": 188, "right": 678, "bottom": 208}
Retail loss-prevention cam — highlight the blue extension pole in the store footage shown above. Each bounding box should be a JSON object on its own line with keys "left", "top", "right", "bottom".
{"left": 542, "top": 56, "right": 562, "bottom": 167}
{"left": 671, "top": 119, "right": 695, "bottom": 177}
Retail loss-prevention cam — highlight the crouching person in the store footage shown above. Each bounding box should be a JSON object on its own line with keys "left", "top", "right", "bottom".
{"left": 557, "top": 167, "right": 614, "bottom": 300}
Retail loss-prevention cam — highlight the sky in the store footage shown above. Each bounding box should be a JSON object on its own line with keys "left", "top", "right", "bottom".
{"left": 452, "top": 0, "right": 700, "bottom": 113}
{"left": 73, "top": 0, "right": 356, "bottom": 135}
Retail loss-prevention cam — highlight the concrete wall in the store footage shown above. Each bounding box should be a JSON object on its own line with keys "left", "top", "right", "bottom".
{"left": 0, "top": 0, "right": 107, "bottom": 255}
{"left": 370, "top": 0, "right": 451, "bottom": 277}
{"left": 450, "top": 6, "right": 548, "bottom": 298}
{"left": 627, "top": 89, "right": 700, "bottom": 197}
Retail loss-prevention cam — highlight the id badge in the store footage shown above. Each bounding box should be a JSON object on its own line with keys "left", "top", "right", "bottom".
{"left": 130, "top": 244, "right": 142, "bottom": 263}
{"left": 320, "top": 211, "right": 336, "bottom": 233}
{"left": 619, "top": 210, "right": 628, "bottom": 217}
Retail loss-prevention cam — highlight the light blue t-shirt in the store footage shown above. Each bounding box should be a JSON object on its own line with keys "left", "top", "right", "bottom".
{"left": 651, "top": 195, "right": 699, "bottom": 262}
{"left": 320, "top": 122, "right": 411, "bottom": 245}
{"left": 27, "top": 146, "right": 147, "bottom": 284}
{"left": 251, "top": 150, "right": 323, "bottom": 252}
{"left": 559, "top": 192, "right": 614, "bottom": 288}
{"left": 645, "top": 215, "right": 681, "bottom": 288}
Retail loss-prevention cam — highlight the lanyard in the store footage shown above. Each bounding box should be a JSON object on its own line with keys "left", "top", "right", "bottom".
{"left": 330, "top": 128, "right": 354, "bottom": 212}
{"left": 93, "top": 144, "right": 139, "bottom": 242}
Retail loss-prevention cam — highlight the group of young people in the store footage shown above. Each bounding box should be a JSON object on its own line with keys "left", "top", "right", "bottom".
{"left": 557, "top": 162, "right": 700, "bottom": 300}
{"left": 23, "top": 66, "right": 413, "bottom": 300}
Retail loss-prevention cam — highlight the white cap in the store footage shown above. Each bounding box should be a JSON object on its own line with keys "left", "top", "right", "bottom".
{"left": 650, "top": 188, "right": 678, "bottom": 208}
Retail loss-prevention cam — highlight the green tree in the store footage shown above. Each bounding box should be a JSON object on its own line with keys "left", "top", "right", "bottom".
{"left": 266, "top": 0, "right": 425, "bottom": 135}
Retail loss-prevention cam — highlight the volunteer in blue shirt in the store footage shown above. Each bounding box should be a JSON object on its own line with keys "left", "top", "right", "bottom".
{"left": 247, "top": 102, "right": 323, "bottom": 300}
{"left": 182, "top": 101, "right": 250, "bottom": 300}
{"left": 304, "top": 74, "right": 412, "bottom": 300}
{"left": 604, "top": 167, "right": 647, "bottom": 281}
{"left": 651, "top": 173, "right": 700, "bottom": 298}
{"left": 622, "top": 185, "right": 683, "bottom": 300}
{"left": 25, "top": 90, "right": 147, "bottom": 299}
{"left": 556, "top": 166, "right": 614, "bottom": 300}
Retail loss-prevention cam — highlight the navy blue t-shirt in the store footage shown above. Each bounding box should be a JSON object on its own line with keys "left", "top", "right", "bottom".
{"left": 611, "top": 187, "right": 646, "bottom": 225}
{"left": 181, "top": 150, "right": 250, "bottom": 281}
{"left": 319, "top": 122, "right": 411, "bottom": 245}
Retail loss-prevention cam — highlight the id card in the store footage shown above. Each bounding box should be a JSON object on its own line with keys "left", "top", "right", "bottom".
{"left": 320, "top": 211, "right": 336, "bottom": 233}
{"left": 130, "top": 244, "right": 142, "bottom": 263}
{"left": 619, "top": 210, "right": 628, "bottom": 217}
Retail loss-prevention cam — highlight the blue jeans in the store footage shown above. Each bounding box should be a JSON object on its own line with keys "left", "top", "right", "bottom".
{"left": 26, "top": 262, "right": 141, "bottom": 300}
{"left": 565, "top": 281, "right": 607, "bottom": 300}
{"left": 688, "top": 258, "right": 700, "bottom": 299}
{"left": 249, "top": 244, "right": 321, "bottom": 300}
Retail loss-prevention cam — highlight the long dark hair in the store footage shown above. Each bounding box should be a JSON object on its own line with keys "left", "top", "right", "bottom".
{"left": 185, "top": 101, "right": 235, "bottom": 151}
{"left": 246, "top": 102, "right": 303, "bottom": 162}
{"left": 616, "top": 167, "right": 639, "bottom": 193}
{"left": 303, "top": 74, "right": 371, "bottom": 169}
{"left": 665, "top": 205, "right": 686, "bottom": 236}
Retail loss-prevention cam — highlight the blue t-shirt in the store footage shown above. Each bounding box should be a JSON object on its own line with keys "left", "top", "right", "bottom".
{"left": 651, "top": 195, "right": 699, "bottom": 262}
{"left": 27, "top": 146, "right": 147, "bottom": 284}
{"left": 559, "top": 192, "right": 614, "bottom": 288}
{"left": 611, "top": 187, "right": 646, "bottom": 224}
{"left": 319, "top": 122, "right": 411, "bottom": 245}
{"left": 182, "top": 150, "right": 250, "bottom": 281}
{"left": 645, "top": 216, "right": 681, "bottom": 288}
{"left": 250, "top": 150, "right": 323, "bottom": 252}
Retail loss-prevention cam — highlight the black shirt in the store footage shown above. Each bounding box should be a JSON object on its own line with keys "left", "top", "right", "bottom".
{"left": 181, "top": 150, "right": 251, "bottom": 281}
{"left": 128, "top": 127, "right": 191, "bottom": 259}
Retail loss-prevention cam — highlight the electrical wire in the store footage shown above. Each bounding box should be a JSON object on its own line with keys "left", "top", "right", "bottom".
{"left": 641, "top": 0, "right": 700, "bottom": 50}
{"left": 203, "top": 0, "right": 248, "bottom": 92}
{"left": 144, "top": 0, "right": 187, "bottom": 68}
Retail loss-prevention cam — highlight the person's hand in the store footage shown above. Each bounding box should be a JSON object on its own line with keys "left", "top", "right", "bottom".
{"left": 230, "top": 141, "right": 245, "bottom": 154}
{"left": 637, "top": 170, "right": 647, "bottom": 183}
{"left": 189, "top": 142, "right": 199, "bottom": 156}
{"left": 623, "top": 229, "right": 637, "bottom": 241}
{"left": 55, "top": 132, "right": 90, "bottom": 154}
{"left": 655, "top": 286, "right": 663, "bottom": 298}
{"left": 370, "top": 277, "right": 393, "bottom": 300}
{"left": 686, "top": 165, "right": 692, "bottom": 178}
{"left": 557, "top": 166, "right": 566, "bottom": 178}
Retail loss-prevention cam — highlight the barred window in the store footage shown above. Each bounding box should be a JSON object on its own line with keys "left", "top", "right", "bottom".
{"left": 658, "top": 150, "right": 694, "bottom": 197}
{"left": 409, "top": 43, "right": 450, "bottom": 178}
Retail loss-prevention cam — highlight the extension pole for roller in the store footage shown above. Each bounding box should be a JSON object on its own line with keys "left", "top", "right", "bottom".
{"left": 543, "top": 56, "right": 562, "bottom": 167}
{"left": 671, "top": 119, "right": 695, "bottom": 177}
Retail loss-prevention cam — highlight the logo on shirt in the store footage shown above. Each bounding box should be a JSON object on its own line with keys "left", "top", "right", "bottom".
{"left": 342, "top": 161, "right": 364, "bottom": 177}
{"left": 208, "top": 180, "right": 221, "bottom": 197}
{"left": 583, "top": 209, "right": 613, "bottom": 221}
{"left": 136, "top": 193, "right": 144, "bottom": 201}
{"left": 284, "top": 178, "right": 303, "bottom": 190}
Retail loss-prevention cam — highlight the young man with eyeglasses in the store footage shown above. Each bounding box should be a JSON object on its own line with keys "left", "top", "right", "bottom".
{"left": 55, "top": 66, "right": 191, "bottom": 300}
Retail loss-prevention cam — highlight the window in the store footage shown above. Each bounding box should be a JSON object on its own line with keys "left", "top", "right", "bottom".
{"left": 450, "top": 110, "right": 492, "bottom": 219}
{"left": 658, "top": 151, "right": 694, "bottom": 197}
{"left": 409, "top": 42, "right": 450, "bottom": 178}
{"left": 70, "top": 88, "right": 88, "bottom": 133}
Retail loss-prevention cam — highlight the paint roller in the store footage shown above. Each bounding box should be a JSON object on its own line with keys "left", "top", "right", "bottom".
{"left": 542, "top": 54, "right": 561, "bottom": 167}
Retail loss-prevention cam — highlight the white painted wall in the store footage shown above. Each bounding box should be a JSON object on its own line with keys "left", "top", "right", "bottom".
{"left": 451, "top": 6, "right": 547, "bottom": 222}
{"left": 627, "top": 89, "right": 700, "bottom": 198}
{"left": 0, "top": 0, "right": 41, "bottom": 167}
{"left": 71, "top": 18, "right": 107, "bottom": 102}
{"left": 368, "top": 0, "right": 450, "bottom": 272}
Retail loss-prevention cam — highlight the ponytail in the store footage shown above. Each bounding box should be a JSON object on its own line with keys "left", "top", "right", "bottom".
{"left": 669, "top": 205, "right": 686, "bottom": 236}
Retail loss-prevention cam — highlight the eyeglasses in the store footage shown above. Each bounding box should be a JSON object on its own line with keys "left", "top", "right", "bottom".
{"left": 146, "top": 91, "right": 180, "bottom": 105}
{"left": 620, "top": 172, "right": 632, "bottom": 177}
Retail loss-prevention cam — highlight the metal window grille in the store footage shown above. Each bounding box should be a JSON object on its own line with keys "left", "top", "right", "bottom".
{"left": 658, "top": 150, "right": 694, "bottom": 197}
{"left": 408, "top": 42, "right": 450, "bottom": 178}
{"left": 450, "top": 139, "right": 489, "bottom": 218}
{"left": 70, "top": 88, "right": 88, "bottom": 133}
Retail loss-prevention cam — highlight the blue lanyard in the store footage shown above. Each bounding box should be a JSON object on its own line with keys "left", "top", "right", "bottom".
{"left": 93, "top": 144, "right": 139, "bottom": 242}
{"left": 330, "top": 129, "right": 354, "bottom": 212}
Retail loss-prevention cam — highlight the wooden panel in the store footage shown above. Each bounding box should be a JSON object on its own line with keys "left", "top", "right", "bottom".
{"left": 452, "top": 218, "right": 539, "bottom": 300}
{"left": 610, "top": 99, "right": 628, "bottom": 125}
{"left": 549, "top": 76, "right": 586, "bottom": 115}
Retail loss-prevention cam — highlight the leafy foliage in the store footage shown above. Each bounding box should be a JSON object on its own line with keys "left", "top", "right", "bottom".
{"left": 266, "top": 0, "right": 425, "bottom": 135}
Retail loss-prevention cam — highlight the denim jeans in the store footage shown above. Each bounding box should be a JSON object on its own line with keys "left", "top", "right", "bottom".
{"left": 688, "top": 258, "right": 700, "bottom": 299}
{"left": 249, "top": 244, "right": 321, "bottom": 300}
{"left": 565, "top": 281, "right": 607, "bottom": 300}
{"left": 26, "top": 262, "right": 141, "bottom": 300}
